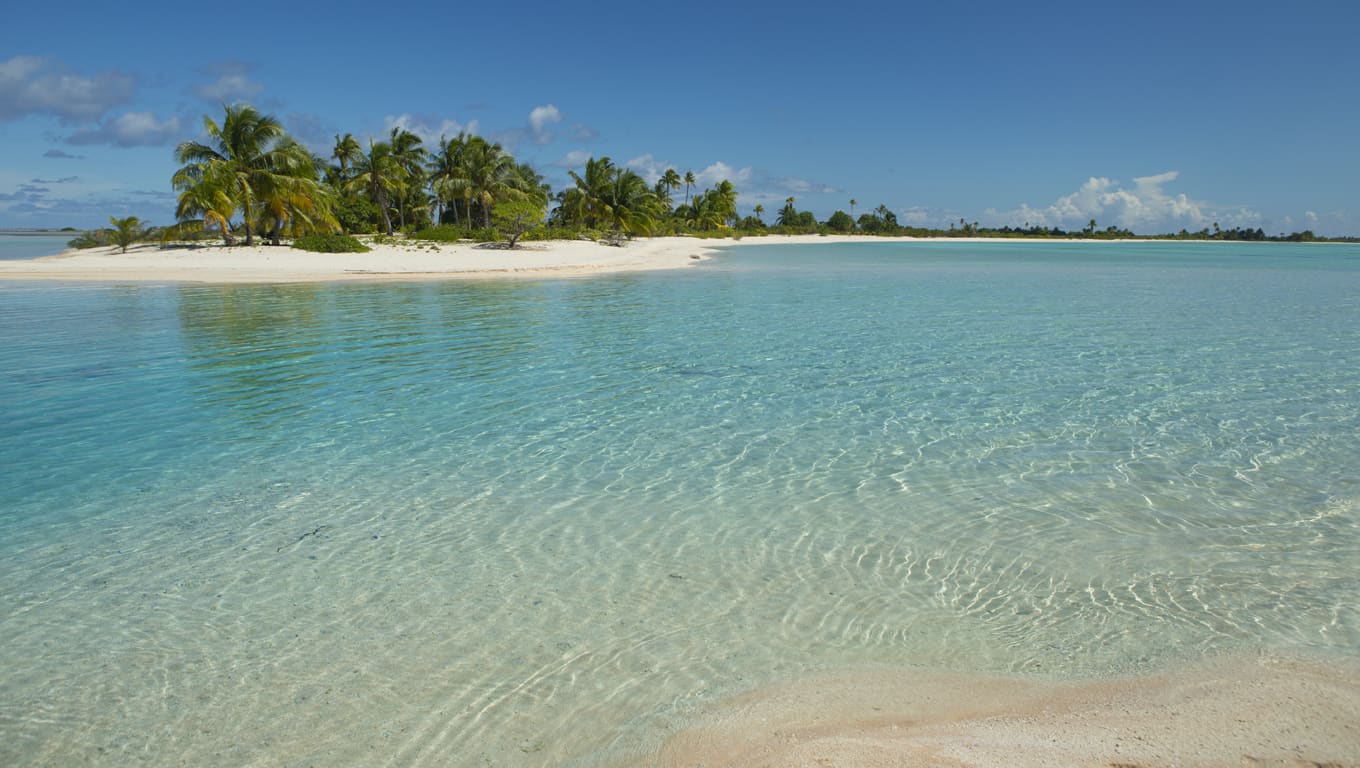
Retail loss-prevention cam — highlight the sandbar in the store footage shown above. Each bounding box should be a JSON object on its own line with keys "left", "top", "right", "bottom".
{"left": 0, "top": 233, "right": 1184, "bottom": 284}
{"left": 648, "top": 653, "right": 1360, "bottom": 767}
{"left": 0, "top": 237, "right": 719, "bottom": 283}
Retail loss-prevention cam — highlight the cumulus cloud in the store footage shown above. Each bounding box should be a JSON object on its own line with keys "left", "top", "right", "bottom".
{"left": 43, "top": 149, "right": 83, "bottom": 159}
{"left": 31, "top": 176, "right": 79, "bottom": 184}
{"left": 192, "top": 61, "right": 264, "bottom": 102}
{"left": 527, "top": 104, "right": 562, "bottom": 144}
{"left": 65, "top": 111, "right": 183, "bottom": 147}
{"left": 986, "top": 171, "right": 1262, "bottom": 234}
{"left": 695, "top": 161, "right": 755, "bottom": 187}
{"left": 384, "top": 113, "right": 477, "bottom": 145}
{"left": 554, "top": 149, "right": 593, "bottom": 168}
{"left": 622, "top": 153, "right": 667, "bottom": 182}
{"left": 0, "top": 55, "right": 134, "bottom": 122}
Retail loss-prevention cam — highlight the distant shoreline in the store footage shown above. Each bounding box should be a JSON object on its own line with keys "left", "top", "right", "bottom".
{"left": 0, "top": 234, "right": 1350, "bottom": 284}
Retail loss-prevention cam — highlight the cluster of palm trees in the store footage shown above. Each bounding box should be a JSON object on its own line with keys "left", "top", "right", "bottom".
{"left": 331, "top": 126, "right": 549, "bottom": 236}
{"left": 170, "top": 104, "right": 744, "bottom": 245}
{"left": 552, "top": 158, "right": 739, "bottom": 236}
{"left": 173, "top": 106, "right": 336, "bottom": 246}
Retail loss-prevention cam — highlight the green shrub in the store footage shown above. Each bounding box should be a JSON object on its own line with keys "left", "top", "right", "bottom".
{"left": 291, "top": 233, "right": 370, "bottom": 253}
{"left": 335, "top": 197, "right": 381, "bottom": 234}
{"left": 68, "top": 230, "right": 111, "bottom": 249}
{"left": 409, "top": 225, "right": 501, "bottom": 243}
{"left": 409, "top": 225, "right": 465, "bottom": 242}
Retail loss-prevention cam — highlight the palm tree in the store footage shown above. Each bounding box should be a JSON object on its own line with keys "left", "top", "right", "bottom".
{"left": 513, "top": 162, "right": 551, "bottom": 206}
{"left": 348, "top": 140, "right": 401, "bottom": 235}
{"left": 661, "top": 168, "right": 681, "bottom": 196}
{"left": 256, "top": 137, "right": 338, "bottom": 245}
{"left": 654, "top": 168, "right": 682, "bottom": 212}
{"left": 711, "top": 180, "right": 738, "bottom": 227}
{"left": 564, "top": 156, "right": 660, "bottom": 236}
{"left": 174, "top": 104, "right": 299, "bottom": 247}
{"left": 753, "top": 204, "right": 765, "bottom": 225}
{"left": 605, "top": 167, "right": 660, "bottom": 235}
{"left": 173, "top": 160, "right": 237, "bottom": 244}
{"left": 681, "top": 191, "right": 722, "bottom": 230}
{"left": 561, "top": 156, "right": 611, "bottom": 228}
{"left": 428, "top": 132, "right": 471, "bottom": 226}
{"left": 461, "top": 136, "right": 526, "bottom": 229}
{"left": 387, "top": 127, "right": 427, "bottom": 230}
{"left": 108, "top": 215, "right": 146, "bottom": 253}
{"left": 849, "top": 198, "right": 857, "bottom": 229}
{"left": 777, "top": 197, "right": 798, "bottom": 227}
{"left": 332, "top": 133, "right": 362, "bottom": 181}
{"left": 683, "top": 170, "right": 696, "bottom": 206}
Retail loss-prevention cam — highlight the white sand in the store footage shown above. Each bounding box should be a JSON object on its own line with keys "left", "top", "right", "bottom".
{"left": 650, "top": 653, "right": 1360, "bottom": 767}
{"left": 0, "top": 236, "right": 720, "bottom": 283}
{"left": 0, "top": 234, "right": 1193, "bottom": 284}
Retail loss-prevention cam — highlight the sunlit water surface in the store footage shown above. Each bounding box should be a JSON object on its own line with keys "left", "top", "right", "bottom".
{"left": 1, "top": 240, "right": 1357, "bottom": 765}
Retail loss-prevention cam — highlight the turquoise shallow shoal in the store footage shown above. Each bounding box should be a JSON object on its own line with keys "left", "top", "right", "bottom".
{"left": 0, "top": 233, "right": 73, "bottom": 260}
{"left": 1, "top": 240, "right": 1357, "bottom": 766}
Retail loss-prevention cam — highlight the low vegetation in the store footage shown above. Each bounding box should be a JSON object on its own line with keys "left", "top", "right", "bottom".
{"left": 290, "top": 233, "right": 370, "bottom": 253}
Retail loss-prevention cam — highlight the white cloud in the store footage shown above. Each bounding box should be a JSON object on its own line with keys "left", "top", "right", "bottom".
{"left": 554, "top": 149, "right": 592, "bottom": 168}
{"left": 65, "top": 111, "right": 183, "bottom": 147}
{"left": 986, "top": 171, "right": 1262, "bottom": 234}
{"left": 192, "top": 62, "right": 264, "bottom": 102}
{"left": 0, "top": 55, "right": 134, "bottom": 122}
{"left": 528, "top": 104, "right": 562, "bottom": 144}
{"left": 623, "top": 153, "right": 667, "bottom": 183}
{"left": 384, "top": 113, "right": 478, "bottom": 145}
{"left": 695, "top": 161, "right": 755, "bottom": 187}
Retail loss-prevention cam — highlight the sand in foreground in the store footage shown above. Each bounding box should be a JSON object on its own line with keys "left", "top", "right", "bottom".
{"left": 648, "top": 654, "right": 1360, "bottom": 767}
{"left": 0, "top": 237, "right": 718, "bottom": 283}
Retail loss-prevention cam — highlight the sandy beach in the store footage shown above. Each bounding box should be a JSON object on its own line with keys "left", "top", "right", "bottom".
{"left": 0, "top": 236, "right": 721, "bottom": 283}
{"left": 652, "top": 653, "right": 1360, "bottom": 767}
{"left": 0, "top": 234, "right": 1167, "bottom": 284}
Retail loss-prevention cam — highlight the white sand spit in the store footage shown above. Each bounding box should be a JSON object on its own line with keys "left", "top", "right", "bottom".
{"left": 0, "top": 237, "right": 718, "bottom": 283}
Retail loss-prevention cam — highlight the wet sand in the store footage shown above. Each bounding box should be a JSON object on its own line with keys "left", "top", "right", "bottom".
{"left": 649, "top": 654, "right": 1360, "bottom": 767}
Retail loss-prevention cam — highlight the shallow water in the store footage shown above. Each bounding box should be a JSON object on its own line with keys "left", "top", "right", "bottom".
{"left": 1, "top": 240, "right": 1357, "bottom": 765}
{"left": 0, "top": 232, "right": 74, "bottom": 260}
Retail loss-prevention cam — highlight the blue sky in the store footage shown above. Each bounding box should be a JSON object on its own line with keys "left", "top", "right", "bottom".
{"left": 2, "top": 0, "right": 1357, "bottom": 235}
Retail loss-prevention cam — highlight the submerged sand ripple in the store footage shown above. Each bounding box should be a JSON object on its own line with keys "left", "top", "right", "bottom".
{"left": 651, "top": 655, "right": 1360, "bottom": 767}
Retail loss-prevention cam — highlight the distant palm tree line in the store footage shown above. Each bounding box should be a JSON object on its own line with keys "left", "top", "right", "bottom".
{"left": 170, "top": 105, "right": 749, "bottom": 245}
{"left": 165, "top": 104, "right": 1351, "bottom": 246}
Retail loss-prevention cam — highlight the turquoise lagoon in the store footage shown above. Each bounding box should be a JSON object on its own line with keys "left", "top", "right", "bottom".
{"left": 0, "top": 232, "right": 73, "bottom": 261}
{"left": 1, "top": 240, "right": 1357, "bottom": 765}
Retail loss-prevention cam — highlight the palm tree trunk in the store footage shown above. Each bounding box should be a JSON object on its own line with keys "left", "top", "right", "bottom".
{"left": 242, "top": 192, "right": 254, "bottom": 246}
